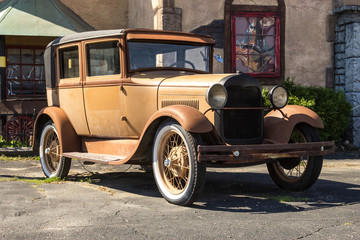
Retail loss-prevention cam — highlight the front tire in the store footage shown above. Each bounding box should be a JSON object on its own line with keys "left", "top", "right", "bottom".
{"left": 152, "top": 121, "right": 206, "bottom": 206}
{"left": 39, "top": 121, "right": 71, "bottom": 178}
{"left": 267, "top": 123, "right": 323, "bottom": 191}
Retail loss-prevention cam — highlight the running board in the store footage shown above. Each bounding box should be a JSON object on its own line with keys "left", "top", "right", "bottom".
{"left": 63, "top": 152, "right": 125, "bottom": 164}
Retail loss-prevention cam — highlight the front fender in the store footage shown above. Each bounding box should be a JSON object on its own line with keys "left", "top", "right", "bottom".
{"left": 33, "top": 106, "right": 81, "bottom": 154}
{"left": 144, "top": 105, "right": 213, "bottom": 133}
{"left": 264, "top": 105, "right": 323, "bottom": 144}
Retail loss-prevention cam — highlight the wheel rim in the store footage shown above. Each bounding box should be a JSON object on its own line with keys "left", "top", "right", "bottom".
{"left": 275, "top": 127, "right": 308, "bottom": 181}
{"left": 43, "top": 127, "right": 61, "bottom": 173}
{"left": 157, "top": 130, "right": 190, "bottom": 195}
{"left": 3, "top": 115, "right": 34, "bottom": 144}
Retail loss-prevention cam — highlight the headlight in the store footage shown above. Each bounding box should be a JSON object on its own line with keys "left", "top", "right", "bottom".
{"left": 268, "top": 85, "right": 288, "bottom": 109}
{"left": 206, "top": 83, "right": 228, "bottom": 109}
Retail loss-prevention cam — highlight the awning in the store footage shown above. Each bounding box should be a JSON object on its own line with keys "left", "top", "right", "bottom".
{"left": 0, "top": 0, "right": 94, "bottom": 37}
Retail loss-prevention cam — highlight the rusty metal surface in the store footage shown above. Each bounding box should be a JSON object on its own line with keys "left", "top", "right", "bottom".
{"left": 198, "top": 141, "right": 335, "bottom": 165}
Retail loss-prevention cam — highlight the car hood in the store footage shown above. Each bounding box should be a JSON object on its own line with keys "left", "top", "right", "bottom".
{"left": 130, "top": 71, "right": 235, "bottom": 88}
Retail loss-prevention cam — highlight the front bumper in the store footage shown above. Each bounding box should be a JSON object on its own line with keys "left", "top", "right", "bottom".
{"left": 197, "top": 141, "right": 335, "bottom": 166}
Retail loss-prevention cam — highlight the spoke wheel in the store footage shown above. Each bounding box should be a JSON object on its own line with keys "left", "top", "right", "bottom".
{"left": 153, "top": 121, "right": 206, "bottom": 206}
{"left": 267, "top": 123, "right": 323, "bottom": 191}
{"left": 3, "top": 115, "right": 34, "bottom": 144}
{"left": 39, "top": 121, "right": 71, "bottom": 178}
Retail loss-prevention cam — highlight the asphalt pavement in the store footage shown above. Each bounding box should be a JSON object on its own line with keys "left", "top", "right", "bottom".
{"left": 0, "top": 152, "right": 359, "bottom": 240}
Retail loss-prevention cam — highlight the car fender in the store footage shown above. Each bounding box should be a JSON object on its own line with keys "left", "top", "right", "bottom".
{"left": 144, "top": 105, "right": 213, "bottom": 133}
{"left": 33, "top": 106, "right": 81, "bottom": 154}
{"left": 264, "top": 105, "right": 324, "bottom": 144}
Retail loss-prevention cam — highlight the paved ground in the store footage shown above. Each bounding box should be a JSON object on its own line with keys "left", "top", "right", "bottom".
{"left": 0, "top": 153, "right": 360, "bottom": 240}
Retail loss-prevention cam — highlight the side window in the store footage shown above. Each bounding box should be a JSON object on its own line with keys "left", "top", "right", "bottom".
{"left": 86, "top": 41, "right": 120, "bottom": 76}
{"left": 59, "top": 46, "right": 79, "bottom": 79}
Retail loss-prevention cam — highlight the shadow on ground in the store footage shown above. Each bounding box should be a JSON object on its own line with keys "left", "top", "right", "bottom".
{"left": 61, "top": 167, "right": 360, "bottom": 213}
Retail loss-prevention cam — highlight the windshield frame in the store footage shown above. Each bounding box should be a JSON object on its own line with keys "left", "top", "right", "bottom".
{"left": 126, "top": 40, "right": 213, "bottom": 74}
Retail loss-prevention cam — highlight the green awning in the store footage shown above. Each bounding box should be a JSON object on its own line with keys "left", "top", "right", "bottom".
{"left": 0, "top": 0, "right": 94, "bottom": 37}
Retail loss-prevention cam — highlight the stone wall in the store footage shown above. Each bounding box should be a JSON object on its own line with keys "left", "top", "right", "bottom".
{"left": 334, "top": 5, "right": 360, "bottom": 147}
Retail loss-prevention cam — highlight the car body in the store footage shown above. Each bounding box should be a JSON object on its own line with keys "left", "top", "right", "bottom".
{"left": 33, "top": 29, "right": 334, "bottom": 206}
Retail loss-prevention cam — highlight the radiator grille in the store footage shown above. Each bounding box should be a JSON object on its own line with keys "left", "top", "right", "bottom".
{"left": 222, "top": 86, "right": 262, "bottom": 142}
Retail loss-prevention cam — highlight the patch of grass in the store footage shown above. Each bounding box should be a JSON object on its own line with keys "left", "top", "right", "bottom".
{"left": 79, "top": 177, "right": 93, "bottom": 183}
{"left": 265, "top": 195, "right": 309, "bottom": 203}
{"left": 0, "top": 176, "right": 64, "bottom": 185}
{"left": 0, "top": 154, "right": 40, "bottom": 161}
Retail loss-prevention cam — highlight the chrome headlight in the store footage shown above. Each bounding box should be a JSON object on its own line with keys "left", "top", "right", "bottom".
{"left": 206, "top": 83, "right": 228, "bottom": 110}
{"left": 268, "top": 85, "right": 288, "bottom": 109}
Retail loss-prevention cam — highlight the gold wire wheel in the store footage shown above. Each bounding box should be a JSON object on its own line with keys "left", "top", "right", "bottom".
{"left": 158, "top": 130, "right": 190, "bottom": 194}
{"left": 43, "top": 127, "right": 61, "bottom": 173}
{"left": 276, "top": 127, "right": 308, "bottom": 181}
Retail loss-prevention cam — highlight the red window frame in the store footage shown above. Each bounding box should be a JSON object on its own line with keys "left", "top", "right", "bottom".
{"left": 5, "top": 46, "right": 46, "bottom": 99}
{"left": 231, "top": 11, "right": 281, "bottom": 77}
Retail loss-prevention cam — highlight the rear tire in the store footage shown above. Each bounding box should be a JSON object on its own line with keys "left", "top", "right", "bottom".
{"left": 152, "top": 120, "right": 206, "bottom": 206}
{"left": 39, "top": 121, "right": 71, "bottom": 178}
{"left": 267, "top": 123, "right": 323, "bottom": 191}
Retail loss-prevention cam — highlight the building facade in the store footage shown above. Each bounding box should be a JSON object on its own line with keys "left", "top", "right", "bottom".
{"left": 0, "top": 0, "right": 359, "bottom": 147}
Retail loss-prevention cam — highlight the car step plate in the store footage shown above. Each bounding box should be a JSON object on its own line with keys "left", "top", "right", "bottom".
{"left": 63, "top": 152, "right": 124, "bottom": 164}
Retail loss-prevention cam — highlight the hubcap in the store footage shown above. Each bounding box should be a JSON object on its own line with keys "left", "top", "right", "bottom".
{"left": 45, "top": 147, "right": 50, "bottom": 155}
{"left": 164, "top": 158, "right": 171, "bottom": 167}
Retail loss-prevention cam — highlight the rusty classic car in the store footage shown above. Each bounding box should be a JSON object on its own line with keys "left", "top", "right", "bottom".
{"left": 32, "top": 29, "right": 334, "bottom": 206}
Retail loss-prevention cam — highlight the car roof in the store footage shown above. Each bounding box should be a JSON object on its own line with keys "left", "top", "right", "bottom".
{"left": 47, "top": 29, "right": 215, "bottom": 48}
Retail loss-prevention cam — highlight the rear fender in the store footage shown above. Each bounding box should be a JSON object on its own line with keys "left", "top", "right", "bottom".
{"left": 264, "top": 105, "right": 323, "bottom": 144}
{"left": 33, "top": 107, "right": 81, "bottom": 154}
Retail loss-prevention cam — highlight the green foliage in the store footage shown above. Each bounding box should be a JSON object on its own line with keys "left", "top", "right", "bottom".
{"left": 0, "top": 176, "right": 64, "bottom": 185}
{"left": 0, "top": 136, "right": 28, "bottom": 148}
{"left": 263, "top": 77, "right": 352, "bottom": 142}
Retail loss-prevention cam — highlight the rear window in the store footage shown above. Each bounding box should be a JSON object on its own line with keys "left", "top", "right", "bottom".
{"left": 59, "top": 46, "right": 79, "bottom": 79}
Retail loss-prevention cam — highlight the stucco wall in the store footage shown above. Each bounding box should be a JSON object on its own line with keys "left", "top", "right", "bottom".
{"left": 59, "top": 0, "right": 128, "bottom": 30}
{"left": 128, "top": 0, "right": 155, "bottom": 29}
{"left": 285, "top": 0, "right": 332, "bottom": 86}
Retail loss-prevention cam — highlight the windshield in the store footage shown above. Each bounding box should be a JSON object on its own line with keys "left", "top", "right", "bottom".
{"left": 128, "top": 42, "right": 210, "bottom": 72}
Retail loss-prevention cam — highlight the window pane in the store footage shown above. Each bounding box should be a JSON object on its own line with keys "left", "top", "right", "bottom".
{"left": 7, "top": 49, "right": 20, "bottom": 63}
{"left": 60, "top": 46, "right": 79, "bottom": 79}
{"left": 87, "top": 41, "right": 120, "bottom": 76}
{"left": 35, "top": 65, "right": 45, "bottom": 80}
{"left": 7, "top": 65, "right": 20, "bottom": 80}
{"left": 35, "top": 49, "right": 44, "bottom": 65}
{"left": 262, "top": 17, "right": 275, "bottom": 35}
{"left": 22, "top": 65, "right": 34, "bottom": 80}
{"left": 7, "top": 81, "right": 20, "bottom": 96}
{"left": 22, "top": 81, "right": 35, "bottom": 95}
{"left": 22, "top": 49, "right": 34, "bottom": 64}
{"left": 35, "top": 81, "right": 46, "bottom": 95}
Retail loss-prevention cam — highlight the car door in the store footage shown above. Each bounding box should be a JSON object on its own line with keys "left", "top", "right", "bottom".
{"left": 82, "top": 39, "right": 129, "bottom": 138}
{"left": 57, "top": 43, "right": 90, "bottom": 135}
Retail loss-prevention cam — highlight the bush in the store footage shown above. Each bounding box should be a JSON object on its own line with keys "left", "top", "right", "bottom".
{"left": 263, "top": 77, "right": 351, "bottom": 142}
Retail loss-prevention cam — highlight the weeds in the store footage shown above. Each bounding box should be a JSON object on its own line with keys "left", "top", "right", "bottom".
{"left": 0, "top": 176, "right": 64, "bottom": 185}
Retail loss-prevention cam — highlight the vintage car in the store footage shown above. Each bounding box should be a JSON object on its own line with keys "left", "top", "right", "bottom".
{"left": 32, "top": 29, "right": 334, "bottom": 206}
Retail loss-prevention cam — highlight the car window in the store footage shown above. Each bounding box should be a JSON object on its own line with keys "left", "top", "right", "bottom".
{"left": 86, "top": 41, "right": 120, "bottom": 77}
{"left": 128, "top": 42, "right": 210, "bottom": 72}
{"left": 59, "top": 46, "right": 79, "bottom": 79}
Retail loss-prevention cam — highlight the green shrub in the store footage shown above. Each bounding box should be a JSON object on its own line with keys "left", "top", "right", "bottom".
{"left": 263, "top": 77, "right": 351, "bottom": 142}
{"left": 0, "top": 136, "right": 28, "bottom": 148}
